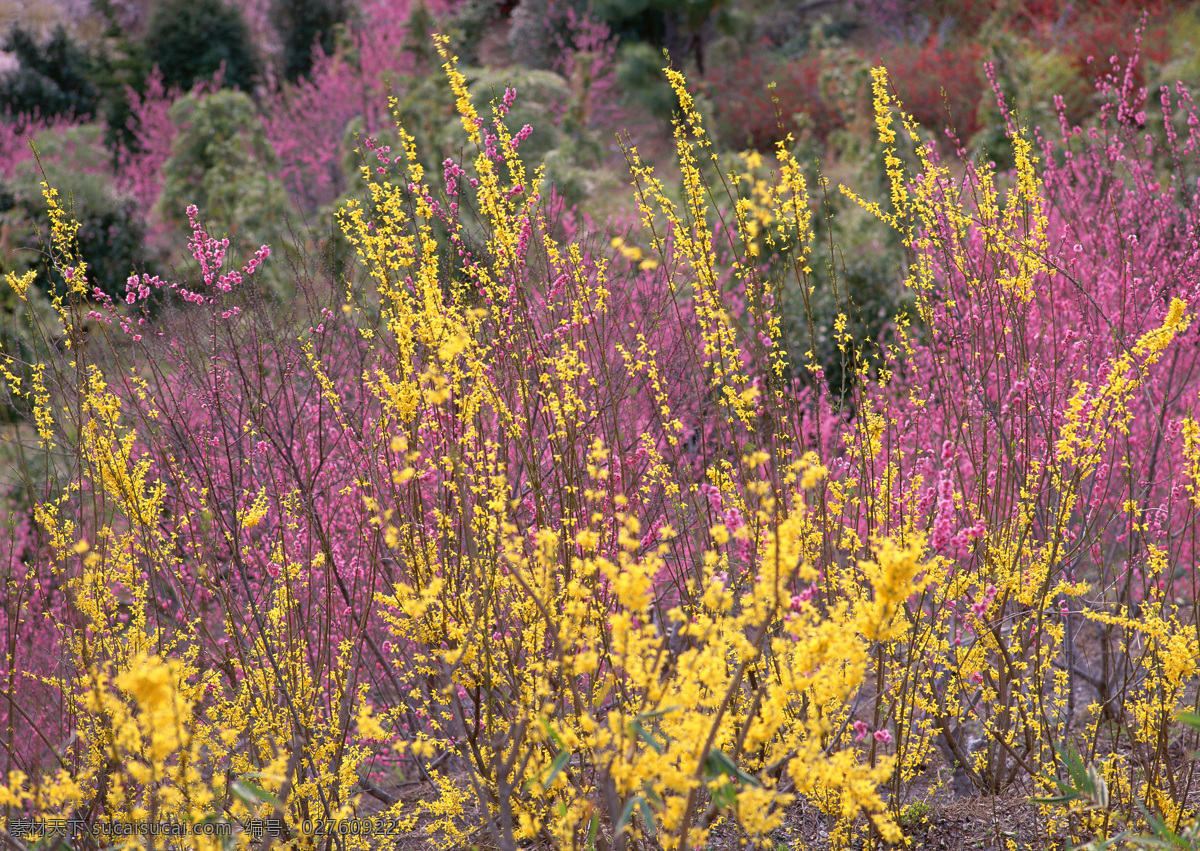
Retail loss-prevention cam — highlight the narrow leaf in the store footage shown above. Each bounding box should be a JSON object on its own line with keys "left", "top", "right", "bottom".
{"left": 1176, "top": 711, "right": 1200, "bottom": 732}
{"left": 544, "top": 750, "right": 571, "bottom": 786}
{"left": 629, "top": 720, "right": 665, "bottom": 754}
{"left": 585, "top": 814, "right": 598, "bottom": 850}
{"left": 638, "top": 798, "right": 656, "bottom": 837}
{"left": 615, "top": 797, "right": 640, "bottom": 836}
{"left": 641, "top": 783, "right": 663, "bottom": 810}
{"left": 231, "top": 779, "right": 281, "bottom": 809}
{"left": 540, "top": 718, "right": 566, "bottom": 750}
{"left": 705, "top": 748, "right": 759, "bottom": 785}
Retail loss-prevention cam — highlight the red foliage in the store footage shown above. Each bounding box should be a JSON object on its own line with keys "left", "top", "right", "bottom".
{"left": 1013, "top": 0, "right": 1173, "bottom": 126}
{"left": 1009, "top": 0, "right": 1181, "bottom": 35}
{"left": 874, "top": 39, "right": 984, "bottom": 139}
{"left": 703, "top": 46, "right": 843, "bottom": 152}
{"left": 858, "top": 0, "right": 997, "bottom": 40}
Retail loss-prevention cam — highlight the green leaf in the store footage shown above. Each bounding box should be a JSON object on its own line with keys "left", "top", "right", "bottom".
{"left": 1176, "top": 710, "right": 1200, "bottom": 732}
{"left": 1137, "top": 803, "right": 1187, "bottom": 848}
{"left": 544, "top": 750, "right": 571, "bottom": 786}
{"left": 704, "top": 748, "right": 733, "bottom": 778}
{"left": 703, "top": 748, "right": 761, "bottom": 787}
{"left": 629, "top": 720, "right": 665, "bottom": 754}
{"left": 540, "top": 718, "right": 567, "bottom": 751}
{"left": 638, "top": 798, "right": 656, "bottom": 838}
{"left": 711, "top": 780, "right": 737, "bottom": 810}
{"left": 615, "top": 796, "right": 641, "bottom": 836}
{"left": 641, "top": 783, "right": 663, "bottom": 811}
{"left": 1059, "top": 745, "right": 1089, "bottom": 791}
{"left": 585, "top": 814, "right": 599, "bottom": 850}
{"left": 231, "top": 778, "right": 281, "bottom": 810}
{"left": 735, "top": 766, "right": 759, "bottom": 786}
{"left": 1086, "top": 764, "right": 1108, "bottom": 809}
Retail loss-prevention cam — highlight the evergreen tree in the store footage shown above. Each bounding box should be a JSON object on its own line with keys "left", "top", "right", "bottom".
{"left": 273, "top": 0, "right": 350, "bottom": 82}
{"left": 591, "top": 0, "right": 725, "bottom": 74}
{"left": 91, "top": 0, "right": 155, "bottom": 155}
{"left": 142, "top": 0, "right": 260, "bottom": 92}
{"left": 0, "top": 25, "right": 100, "bottom": 120}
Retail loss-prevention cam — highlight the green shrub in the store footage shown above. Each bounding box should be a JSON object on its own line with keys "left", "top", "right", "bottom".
{"left": 616, "top": 41, "right": 677, "bottom": 118}
{"left": 441, "top": 0, "right": 501, "bottom": 67}
{"left": 157, "top": 91, "right": 295, "bottom": 295}
{"left": 0, "top": 125, "right": 156, "bottom": 302}
{"left": 448, "top": 67, "right": 571, "bottom": 165}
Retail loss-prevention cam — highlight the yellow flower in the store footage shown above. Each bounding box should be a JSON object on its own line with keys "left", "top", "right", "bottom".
{"left": 856, "top": 535, "right": 931, "bottom": 642}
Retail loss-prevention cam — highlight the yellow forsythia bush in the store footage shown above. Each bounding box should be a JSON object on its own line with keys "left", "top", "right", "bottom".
{"left": 3, "top": 33, "right": 1199, "bottom": 851}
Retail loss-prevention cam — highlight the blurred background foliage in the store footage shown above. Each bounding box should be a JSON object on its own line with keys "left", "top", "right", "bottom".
{"left": 0, "top": 24, "right": 102, "bottom": 121}
{"left": 156, "top": 89, "right": 297, "bottom": 296}
{"left": 272, "top": 0, "right": 351, "bottom": 81}
{"left": 141, "top": 0, "right": 261, "bottom": 92}
{"left": 0, "top": 0, "right": 1196, "bottom": 407}
{"left": 0, "top": 124, "right": 155, "bottom": 302}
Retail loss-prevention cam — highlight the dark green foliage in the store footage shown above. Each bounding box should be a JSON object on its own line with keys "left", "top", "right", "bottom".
{"left": 593, "top": 0, "right": 728, "bottom": 122}
{"left": 401, "top": 2, "right": 440, "bottom": 69}
{"left": 273, "top": 0, "right": 351, "bottom": 81}
{"left": 442, "top": 0, "right": 501, "bottom": 67}
{"left": 0, "top": 25, "right": 100, "bottom": 120}
{"left": 615, "top": 41, "right": 676, "bottom": 117}
{"left": 142, "top": 0, "right": 260, "bottom": 92}
{"left": 157, "top": 91, "right": 295, "bottom": 295}
{"left": 456, "top": 67, "right": 570, "bottom": 165}
{"left": 591, "top": 0, "right": 666, "bottom": 46}
{"left": 591, "top": 0, "right": 725, "bottom": 74}
{"left": 158, "top": 91, "right": 289, "bottom": 237}
{"left": 74, "top": 197, "right": 152, "bottom": 300}
{"left": 0, "top": 126, "right": 157, "bottom": 304}
{"left": 91, "top": 0, "right": 156, "bottom": 156}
